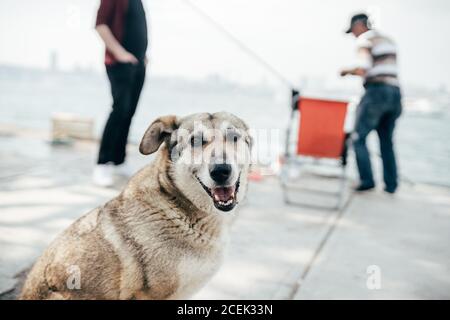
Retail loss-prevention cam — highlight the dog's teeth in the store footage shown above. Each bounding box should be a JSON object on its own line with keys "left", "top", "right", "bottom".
{"left": 218, "top": 200, "right": 228, "bottom": 205}
{"left": 216, "top": 198, "right": 235, "bottom": 207}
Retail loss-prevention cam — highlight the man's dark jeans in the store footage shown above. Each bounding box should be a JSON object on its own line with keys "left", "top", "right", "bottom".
{"left": 98, "top": 62, "right": 146, "bottom": 165}
{"left": 353, "top": 83, "right": 402, "bottom": 192}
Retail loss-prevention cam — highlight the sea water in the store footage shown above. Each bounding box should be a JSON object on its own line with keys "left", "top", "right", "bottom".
{"left": 0, "top": 67, "right": 449, "bottom": 188}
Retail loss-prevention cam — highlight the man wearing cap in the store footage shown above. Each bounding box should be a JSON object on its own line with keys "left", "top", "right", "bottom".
{"left": 341, "top": 13, "right": 402, "bottom": 194}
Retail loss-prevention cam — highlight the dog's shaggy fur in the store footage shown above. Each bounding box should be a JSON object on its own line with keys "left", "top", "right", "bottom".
{"left": 20, "top": 112, "right": 252, "bottom": 300}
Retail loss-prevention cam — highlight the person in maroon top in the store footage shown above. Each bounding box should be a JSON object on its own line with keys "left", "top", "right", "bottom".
{"left": 93, "top": 0, "right": 149, "bottom": 187}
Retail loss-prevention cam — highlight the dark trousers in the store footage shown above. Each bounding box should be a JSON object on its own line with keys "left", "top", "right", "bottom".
{"left": 353, "top": 83, "right": 402, "bottom": 191}
{"left": 98, "top": 62, "right": 146, "bottom": 165}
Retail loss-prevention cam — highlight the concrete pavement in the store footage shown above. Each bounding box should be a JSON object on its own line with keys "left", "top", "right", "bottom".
{"left": 1, "top": 127, "right": 449, "bottom": 299}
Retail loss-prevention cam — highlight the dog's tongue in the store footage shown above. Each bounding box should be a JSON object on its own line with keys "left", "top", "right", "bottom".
{"left": 212, "top": 186, "right": 236, "bottom": 202}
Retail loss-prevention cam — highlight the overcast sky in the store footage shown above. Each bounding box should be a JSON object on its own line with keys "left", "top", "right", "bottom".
{"left": 0, "top": 0, "right": 449, "bottom": 89}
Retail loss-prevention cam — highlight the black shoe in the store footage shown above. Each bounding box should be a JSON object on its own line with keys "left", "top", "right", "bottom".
{"left": 384, "top": 187, "right": 396, "bottom": 194}
{"left": 354, "top": 184, "right": 375, "bottom": 192}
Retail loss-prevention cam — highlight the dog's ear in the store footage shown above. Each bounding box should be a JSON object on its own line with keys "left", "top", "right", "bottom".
{"left": 139, "top": 115, "right": 178, "bottom": 155}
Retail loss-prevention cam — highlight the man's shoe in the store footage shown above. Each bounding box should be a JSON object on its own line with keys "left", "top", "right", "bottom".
{"left": 92, "top": 163, "right": 114, "bottom": 187}
{"left": 354, "top": 184, "right": 375, "bottom": 192}
{"left": 384, "top": 187, "right": 397, "bottom": 194}
{"left": 114, "top": 162, "right": 136, "bottom": 178}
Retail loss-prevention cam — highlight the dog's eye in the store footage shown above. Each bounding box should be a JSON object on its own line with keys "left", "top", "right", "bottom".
{"left": 226, "top": 131, "right": 241, "bottom": 143}
{"left": 190, "top": 135, "right": 207, "bottom": 148}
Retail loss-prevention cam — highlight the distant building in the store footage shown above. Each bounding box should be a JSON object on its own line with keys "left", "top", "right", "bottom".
{"left": 49, "top": 51, "right": 59, "bottom": 72}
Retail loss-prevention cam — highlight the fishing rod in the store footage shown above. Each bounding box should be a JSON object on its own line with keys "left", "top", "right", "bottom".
{"left": 181, "top": 0, "right": 300, "bottom": 158}
{"left": 181, "top": 0, "right": 297, "bottom": 90}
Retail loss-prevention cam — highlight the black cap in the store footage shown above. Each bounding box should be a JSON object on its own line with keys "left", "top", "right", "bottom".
{"left": 345, "top": 13, "right": 369, "bottom": 34}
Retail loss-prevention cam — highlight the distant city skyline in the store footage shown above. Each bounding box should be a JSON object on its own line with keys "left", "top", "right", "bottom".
{"left": 1, "top": 0, "right": 449, "bottom": 90}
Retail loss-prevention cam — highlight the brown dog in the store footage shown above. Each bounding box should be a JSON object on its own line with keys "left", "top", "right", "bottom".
{"left": 20, "top": 112, "right": 253, "bottom": 299}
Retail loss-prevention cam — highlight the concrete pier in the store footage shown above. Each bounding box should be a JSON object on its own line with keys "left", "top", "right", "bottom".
{"left": 1, "top": 126, "right": 449, "bottom": 299}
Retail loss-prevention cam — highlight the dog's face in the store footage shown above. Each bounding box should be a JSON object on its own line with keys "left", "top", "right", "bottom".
{"left": 140, "top": 112, "right": 253, "bottom": 213}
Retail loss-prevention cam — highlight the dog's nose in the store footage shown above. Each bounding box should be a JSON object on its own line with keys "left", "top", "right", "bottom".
{"left": 210, "top": 164, "right": 232, "bottom": 184}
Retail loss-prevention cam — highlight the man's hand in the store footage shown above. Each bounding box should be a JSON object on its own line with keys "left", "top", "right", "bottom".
{"left": 340, "top": 70, "right": 350, "bottom": 77}
{"left": 340, "top": 68, "right": 366, "bottom": 77}
{"left": 115, "top": 50, "right": 139, "bottom": 64}
{"left": 96, "top": 24, "right": 138, "bottom": 65}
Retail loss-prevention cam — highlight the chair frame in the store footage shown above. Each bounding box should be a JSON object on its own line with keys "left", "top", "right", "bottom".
{"left": 280, "top": 93, "right": 351, "bottom": 210}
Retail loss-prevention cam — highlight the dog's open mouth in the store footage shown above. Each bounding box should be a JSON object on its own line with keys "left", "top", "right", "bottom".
{"left": 196, "top": 175, "right": 240, "bottom": 212}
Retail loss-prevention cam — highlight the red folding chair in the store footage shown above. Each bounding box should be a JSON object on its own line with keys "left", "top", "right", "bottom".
{"left": 280, "top": 95, "right": 350, "bottom": 210}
